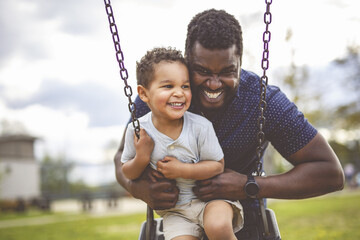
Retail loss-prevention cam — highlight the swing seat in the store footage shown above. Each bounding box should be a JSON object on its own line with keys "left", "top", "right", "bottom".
{"left": 138, "top": 218, "right": 164, "bottom": 240}
{"left": 138, "top": 207, "right": 281, "bottom": 240}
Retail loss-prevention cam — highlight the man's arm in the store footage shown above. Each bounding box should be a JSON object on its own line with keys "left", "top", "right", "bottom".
{"left": 193, "top": 132, "right": 344, "bottom": 201}
{"left": 258, "top": 132, "right": 344, "bottom": 199}
{"left": 157, "top": 157, "right": 224, "bottom": 180}
{"left": 114, "top": 130, "right": 179, "bottom": 210}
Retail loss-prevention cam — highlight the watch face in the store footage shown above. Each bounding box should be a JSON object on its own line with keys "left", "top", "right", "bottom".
{"left": 246, "top": 182, "right": 260, "bottom": 196}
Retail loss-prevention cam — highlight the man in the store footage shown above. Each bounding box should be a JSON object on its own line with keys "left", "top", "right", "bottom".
{"left": 114, "top": 8, "right": 344, "bottom": 233}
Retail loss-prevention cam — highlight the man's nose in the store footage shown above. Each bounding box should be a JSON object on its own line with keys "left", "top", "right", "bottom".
{"left": 206, "top": 74, "right": 222, "bottom": 89}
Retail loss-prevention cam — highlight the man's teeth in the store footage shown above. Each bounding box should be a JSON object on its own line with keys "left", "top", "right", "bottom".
{"left": 204, "top": 90, "right": 222, "bottom": 99}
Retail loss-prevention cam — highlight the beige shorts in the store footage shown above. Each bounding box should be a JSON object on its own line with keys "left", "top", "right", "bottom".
{"left": 156, "top": 199, "right": 243, "bottom": 240}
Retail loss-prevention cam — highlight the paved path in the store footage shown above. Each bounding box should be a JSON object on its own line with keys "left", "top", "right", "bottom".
{"left": 52, "top": 197, "right": 147, "bottom": 215}
{"left": 0, "top": 197, "right": 147, "bottom": 229}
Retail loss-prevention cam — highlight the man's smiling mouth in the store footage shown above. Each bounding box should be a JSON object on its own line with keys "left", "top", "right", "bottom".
{"left": 204, "top": 90, "right": 223, "bottom": 99}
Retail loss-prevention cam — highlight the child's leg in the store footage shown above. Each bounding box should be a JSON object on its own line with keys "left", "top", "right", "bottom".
{"left": 157, "top": 202, "right": 204, "bottom": 240}
{"left": 203, "top": 200, "right": 237, "bottom": 240}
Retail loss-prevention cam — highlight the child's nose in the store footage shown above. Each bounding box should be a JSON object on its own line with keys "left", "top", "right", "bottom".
{"left": 173, "top": 87, "right": 184, "bottom": 96}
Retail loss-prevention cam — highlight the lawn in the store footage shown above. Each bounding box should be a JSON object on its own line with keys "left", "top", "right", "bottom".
{"left": 270, "top": 190, "right": 360, "bottom": 240}
{"left": 0, "top": 190, "right": 359, "bottom": 240}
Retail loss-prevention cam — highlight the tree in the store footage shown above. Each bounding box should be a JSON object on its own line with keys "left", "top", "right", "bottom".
{"left": 267, "top": 29, "right": 326, "bottom": 173}
{"left": 0, "top": 120, "right": 28, "bottom": 135}
{"left": 332, "top": 44, "right": 360, "bottom": 130}
{"left": 40, "top": 154, "right": 74, "bottom": 198}
{"left": 273, "top": 29, "right": 325, "bottom": 126}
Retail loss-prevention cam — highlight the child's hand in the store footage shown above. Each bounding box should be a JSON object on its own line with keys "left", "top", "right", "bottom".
{"left": 134, "top": 128, "right": 154, "bottom": 159}
{"left": 156, "top": 156, "right": 184, "bottom": 179}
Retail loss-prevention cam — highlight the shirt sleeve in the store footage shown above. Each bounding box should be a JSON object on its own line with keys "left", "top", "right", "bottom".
{"left": 121, "top": 96, "right": 149, "bottom": 163}
{"left": 197, "top": 119, "right": 224, "bottom": 161}
{"left": 265, "top": 86, "right": 317, "bottom": 158}
{"left": 120, "top": 123, "right": 136, "bottom": 164}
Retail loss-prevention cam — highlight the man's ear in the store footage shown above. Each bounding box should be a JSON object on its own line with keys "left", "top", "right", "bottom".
{"left": 137, "top": 85, "right": 149, "bottom": 103}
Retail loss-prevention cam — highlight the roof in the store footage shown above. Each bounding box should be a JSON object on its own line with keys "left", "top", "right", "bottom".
{"left": 0, "top": 134, "right": 38, "bottom": 143}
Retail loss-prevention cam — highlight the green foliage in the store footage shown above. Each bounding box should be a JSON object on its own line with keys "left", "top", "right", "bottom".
{"left": 329, "top": 140, "right": 360, "bottom": 167}
{"left": 273, "top": 29, "right": 360, "bottom": 172}
{"left": 275, "top": 28, "right": 325, "bottom": 127}
{"left": 40, "top": 154, "right": 74, "bottom": 197}
{"left": 332, "top": 44, "right": 360, "bottom": 130}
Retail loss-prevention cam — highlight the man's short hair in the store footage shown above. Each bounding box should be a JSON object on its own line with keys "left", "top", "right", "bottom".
{"left": 185, "top": 9, "right": 243, "bottom": 64}
{"left": 136, "top": 47, "right": 186, "bottom": 88}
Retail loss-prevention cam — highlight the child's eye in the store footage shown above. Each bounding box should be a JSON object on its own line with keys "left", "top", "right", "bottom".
{"left": 163, "top": 85, "right": 172, "bottom": 88}
{"left": 182, "top": 85, "right": 190, "bottom": 89}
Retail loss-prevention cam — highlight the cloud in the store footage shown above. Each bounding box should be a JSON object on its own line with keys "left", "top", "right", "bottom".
{"left": 0, "top": 1, "right": 47, "bottom": 66}
{"left": 3, "top": 79, "right": 131, "bottom": 127}
{"left": 34, "top": 0, "right": 102, "bottom": 35}
{"left": 0, "top": 103, "right": 125, "bottom": 163}
{"left": 0, "top": 0, "right": 102, "bottom": 67}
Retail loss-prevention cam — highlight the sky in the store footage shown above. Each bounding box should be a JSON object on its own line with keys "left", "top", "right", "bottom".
{"left": 0, "top": 0, "right": 359, "bottom": 183}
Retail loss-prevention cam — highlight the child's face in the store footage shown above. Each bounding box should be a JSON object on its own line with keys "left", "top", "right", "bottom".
{"left": 139, "top": 61, "right": 191, "bottom": 121}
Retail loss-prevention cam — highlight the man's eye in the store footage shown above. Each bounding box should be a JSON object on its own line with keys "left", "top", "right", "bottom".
{"left": 220, "top": 69, "right": 236, "bottom": 77}
{"left": 195, "top": 69, "right": 210, "bottom": 75}
{"left": 222, "top": 69, "right": 236, "bottom": 74}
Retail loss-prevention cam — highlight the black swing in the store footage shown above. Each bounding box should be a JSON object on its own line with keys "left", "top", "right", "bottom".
{"left": 104, "top": 0, "right": 280, "bottom": 239}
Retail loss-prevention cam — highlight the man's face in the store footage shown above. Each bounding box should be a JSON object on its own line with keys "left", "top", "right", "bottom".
{"left": 189, "top": 42, "right": 241, "bottom": 114}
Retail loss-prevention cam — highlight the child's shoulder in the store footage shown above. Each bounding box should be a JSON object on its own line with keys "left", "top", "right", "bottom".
{"left": 184, "top": 111, "right": 212, "bottom": 128}
{"left": 127, "top": 112, "right": 152, "bottom": 130}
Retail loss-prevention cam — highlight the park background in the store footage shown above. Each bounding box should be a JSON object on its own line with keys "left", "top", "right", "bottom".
{"left": 0, "top": 0, "right": 359, "bottom": 239}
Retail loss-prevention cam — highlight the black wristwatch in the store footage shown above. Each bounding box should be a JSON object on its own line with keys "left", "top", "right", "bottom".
{"left": 244, "top": 175, "right": 260, "bottom": 198}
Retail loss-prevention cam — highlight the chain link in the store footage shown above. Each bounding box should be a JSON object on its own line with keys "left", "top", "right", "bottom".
{"left": 256, "top": 0, "right": 272, "bottom": 176}
{"left": 104, "top": 0, "right": 140, "bottom": 139}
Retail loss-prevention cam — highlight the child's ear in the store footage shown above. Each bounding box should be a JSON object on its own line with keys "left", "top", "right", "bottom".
{"left": 137, "top": 85, "right": 149, "bottom": 103}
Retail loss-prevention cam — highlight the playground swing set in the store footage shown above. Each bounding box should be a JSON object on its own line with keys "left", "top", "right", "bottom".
{"left": 103, "top": 0, "right": 281, "bottom": 239}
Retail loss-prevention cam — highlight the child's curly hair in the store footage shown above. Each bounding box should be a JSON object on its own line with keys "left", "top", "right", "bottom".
{"left": 136, "top": 47, "right": 186, "bottom": 88}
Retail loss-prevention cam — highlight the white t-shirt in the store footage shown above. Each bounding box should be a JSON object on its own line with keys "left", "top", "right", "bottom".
{"left": 121, "top": 111, "right": 224, "bottom": 205}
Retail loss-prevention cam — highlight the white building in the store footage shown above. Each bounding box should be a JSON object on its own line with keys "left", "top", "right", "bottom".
{"left": 0, "top": 134, "right": 40, "bottom": 200}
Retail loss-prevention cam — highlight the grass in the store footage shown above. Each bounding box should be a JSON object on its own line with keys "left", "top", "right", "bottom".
{"left": 0, "top": 190, "right": 359, "bottom": 240}
{"left": 0, "top": 211, "right": 146, "bottom": 240}
{"left": 270, "top": 190, "right": 360, "bottom": 240}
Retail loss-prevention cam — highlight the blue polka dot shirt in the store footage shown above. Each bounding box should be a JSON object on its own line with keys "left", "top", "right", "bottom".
{"left": 131, "top": 69, "right": 317, "bottom": 211}
{"left": 133, "top": 69, "right": 317, "bottom": 174}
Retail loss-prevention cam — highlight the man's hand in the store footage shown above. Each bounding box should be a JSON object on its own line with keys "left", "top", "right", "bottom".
{"left": 193, "top": 168, "right": 247, "bottom": 202}
{"left": 129, "top": 166, "right": 179, "bottom": 210}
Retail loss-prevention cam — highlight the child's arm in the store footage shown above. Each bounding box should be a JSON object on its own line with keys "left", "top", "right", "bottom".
{"left": 156, "top": 157, "right": 224, "bottom": 180}
{"left": 122, "top": 128, "right": 154, "bottom": 180}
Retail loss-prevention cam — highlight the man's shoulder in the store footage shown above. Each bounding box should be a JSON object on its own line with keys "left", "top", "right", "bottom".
{"left": 239, "top": 69, "right": 282, "bottom": 102}
{"left": 134, "top": 96, "right": 151, "bottom": 118}
{"left": 240, "top": 69, "right": 260, "bottom": 90}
